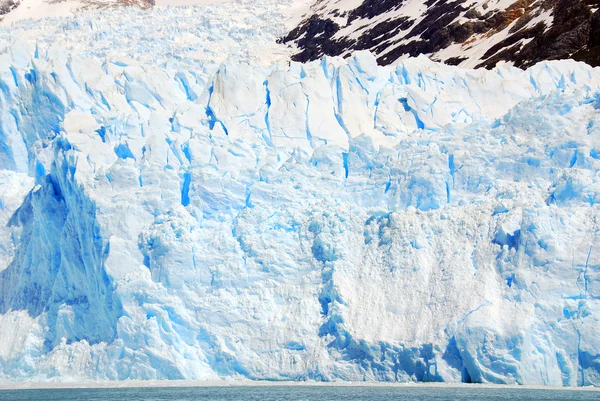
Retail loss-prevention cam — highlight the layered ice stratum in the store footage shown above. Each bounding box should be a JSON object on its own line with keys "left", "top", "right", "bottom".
{"left": 0, "top": 2, "right": 600, "bottom": 386}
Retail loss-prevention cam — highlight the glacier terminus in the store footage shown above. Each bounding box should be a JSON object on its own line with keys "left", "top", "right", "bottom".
{"left": 0, "top": 0, "right": 599, "bottom": 388}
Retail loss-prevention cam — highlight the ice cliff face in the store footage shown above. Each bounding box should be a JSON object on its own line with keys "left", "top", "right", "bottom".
{"left": 0, "top": 13, "right": 600, "bottom": 385}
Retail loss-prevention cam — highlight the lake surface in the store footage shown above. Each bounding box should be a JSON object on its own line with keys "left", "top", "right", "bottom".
{"left": 0, "top": 386, "right": 599, "bottom": 401}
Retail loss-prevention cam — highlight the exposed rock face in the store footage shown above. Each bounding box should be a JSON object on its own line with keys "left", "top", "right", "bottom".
{"left": 282, "top": 0, "right": 600, "bottom": 69}
{"left": 0, "top": 0, "right": 20, "bottom": 19}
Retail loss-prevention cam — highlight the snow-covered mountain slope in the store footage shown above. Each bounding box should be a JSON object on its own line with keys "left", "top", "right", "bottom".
{"left": 0, "top": 0, "right": 154, "bottom": 25}
{"left": 282, "top": 0, "right": 600, "bottom": 69}
{"left": 1, "top": 0, "right": 600, "bottom": 387}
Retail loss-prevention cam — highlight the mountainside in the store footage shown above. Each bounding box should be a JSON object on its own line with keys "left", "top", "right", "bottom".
{"left": 282, "top": 0, "right": 600, "bottom": 69}
{"left": 0, "top": 0, "right": 600, "bottom": 384}
{"left": 0, "top": 0, "right": 235, "bottom": 25}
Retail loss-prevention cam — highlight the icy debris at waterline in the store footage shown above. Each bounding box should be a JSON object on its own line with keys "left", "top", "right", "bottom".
{"left": 0, "top": 42, "right": 599, "bottom": 386}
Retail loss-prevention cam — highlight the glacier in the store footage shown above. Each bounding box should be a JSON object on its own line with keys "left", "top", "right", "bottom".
{"left": 0, "top": 3, "right": 600, "bottom": 386}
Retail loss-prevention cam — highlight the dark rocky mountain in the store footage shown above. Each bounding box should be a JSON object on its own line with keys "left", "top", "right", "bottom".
{"left": 282, "top": 0, "right": 600, "bottom": 69}
{"left": 0, "top": 0, "right": 20, "bottom": 18}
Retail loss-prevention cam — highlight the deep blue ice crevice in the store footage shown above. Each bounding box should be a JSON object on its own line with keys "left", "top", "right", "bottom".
{"left": 99, "top": 92, "right": 111, "bottom": 111}
{"left": 9, "top": 66, "right": 19, "bottom": 87}
{"left": 397, "top": 64, "right": 411, "bottom": 85}
{"left": 263, "top": 80, "right": 272, "bottom": 144}
{"left": 493, "top": 229, "right": 521, "bottom": 250}
{"left": 570, "top": 150, "right": 578, "bottom": 168}
{"left": 24, "top": 69, "right": 37, "bottom": 85}
{"left": 175, "top": 72, "right": 197, "bottom": 101}
{"left": 399, "top": 97, "right": 424, "bottom": 129}
{"left": 181, "top": 171, "right": 191, "bottom": 207}
{"left": 447, "top": 154, "right": 456, "bottom": 203}
{"left": 302, "top": 92, "right": 315, "bottom": 148}
{"left": 448, "top": 154, "right": 456, "bottom": 177}
{"left": 373, "top": 91, "right": 380, "bottom": 129}
{"left": 114, "top": 143, "right": 135, "bottom": 160}
{"left": 333, "top": 73, "right": 351, "bottom": 139}
{"left": 205, "top": 83, "right": 229, "bottom": 136}
{"left": 342, "top": 152, "right": 349, "bottom": 179}
{"left": 181, "top": 143, "right": 192, "bottom": 163}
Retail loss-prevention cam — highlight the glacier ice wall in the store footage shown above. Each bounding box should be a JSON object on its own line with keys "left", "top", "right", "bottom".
{"left": 0, "top": 39, "right": 599, "bottom": 386}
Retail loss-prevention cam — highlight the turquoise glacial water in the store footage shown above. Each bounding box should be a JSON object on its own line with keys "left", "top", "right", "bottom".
{"left": 0, "top": 386, "right": 599, "bottom": 401}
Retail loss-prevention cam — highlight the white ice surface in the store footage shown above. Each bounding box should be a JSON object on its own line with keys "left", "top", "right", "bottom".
{"left": 0, "top": 1, "right": 599, "bottom": 387}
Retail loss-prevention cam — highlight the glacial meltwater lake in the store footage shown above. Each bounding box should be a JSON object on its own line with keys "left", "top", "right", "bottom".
{"left": 0, "top": 386, "right": 599, "bottom": 401}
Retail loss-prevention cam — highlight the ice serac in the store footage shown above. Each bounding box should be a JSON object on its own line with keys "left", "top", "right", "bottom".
{"left": 0, "top": 39, "right": 599, "bottom": 386}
